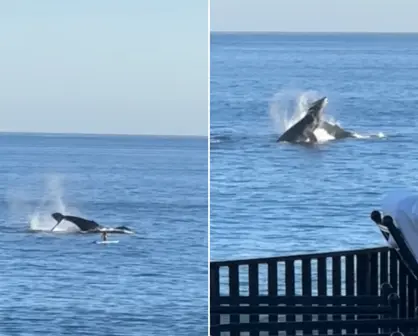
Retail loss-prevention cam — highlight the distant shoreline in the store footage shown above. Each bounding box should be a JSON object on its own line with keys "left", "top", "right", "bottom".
{"left": 211, "top": 31, "right": 418, "bottom": 35}
{"left": 0, "top": 131, "right": 207, "bottom": 139}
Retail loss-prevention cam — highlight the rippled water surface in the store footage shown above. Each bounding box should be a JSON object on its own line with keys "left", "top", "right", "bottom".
{"left": 0, "top": 133, "right": 207, "bottom": 335}
{"left": 210, "top": 33, "right": 418, "bottom": 261}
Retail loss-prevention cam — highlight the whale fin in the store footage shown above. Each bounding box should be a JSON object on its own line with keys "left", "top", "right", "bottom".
{"left": 321, "top": 121, "right": 355, "bottom": 139}
{"left": 115, "top": 226, "right": 135, "bottom": 233}
{"left": 51, "top": 212, "right": 65, "bottom": 231}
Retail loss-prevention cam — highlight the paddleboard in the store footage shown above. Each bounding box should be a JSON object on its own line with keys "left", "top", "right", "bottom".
{"left": 95, "top": 240, "right": 119, "bottom": 244}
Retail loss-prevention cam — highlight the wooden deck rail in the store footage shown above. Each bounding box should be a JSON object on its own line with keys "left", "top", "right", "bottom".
{"left": 210, "top": 246, "right": 418, "bottom": 335}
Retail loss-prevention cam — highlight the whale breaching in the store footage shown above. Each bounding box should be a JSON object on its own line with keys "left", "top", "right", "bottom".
{"left": 50, "top": 212, "right": 134, "bottom": 234}
{"left": 277, "top": 96, "right": 356, "bottom": 143}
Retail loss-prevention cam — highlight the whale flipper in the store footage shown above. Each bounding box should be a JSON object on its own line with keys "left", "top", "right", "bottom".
{"left": 321, "top": 121, "right": 355, "bottom": 139}
{"left": 115, "top": 226, "right": 132, "bottom": 231}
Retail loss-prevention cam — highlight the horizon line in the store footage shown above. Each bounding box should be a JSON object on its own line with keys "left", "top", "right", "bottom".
{"left": 0, "top": 130, "right": 207, "bottom": 139}
{"left": 211, "top": 30, "right": 418, "bottom": 35}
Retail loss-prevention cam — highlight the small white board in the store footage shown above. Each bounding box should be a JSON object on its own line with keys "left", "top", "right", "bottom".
{"left": 95, "top": 240, "right": 119, "bottom": 244}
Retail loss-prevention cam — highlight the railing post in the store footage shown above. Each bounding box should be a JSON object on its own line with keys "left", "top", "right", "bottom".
{"left": 345, "top": 254, "right": 355, "bottom": 334}
{"left": 301, "top": 258, "right": 312, "bottom": 326}
{"left": 210, "top": 263, "right": 220, "bottom": 336}
{"left": 228, "top": 264, "right": 239, "bottom": 336}
{"left": 332, "top": 255, "right": 342, "bottom": 334}
{"left": 285, "top": 259, "right": 295, "bottom": 335}
{"left": 267, "top": 261, "right": 278, "bottom": 336}
{"left": 248, "top": 262, "right": 259, "bottom": 336}
{"left": 317, "top": 257, "right": 327, "bottom": 334}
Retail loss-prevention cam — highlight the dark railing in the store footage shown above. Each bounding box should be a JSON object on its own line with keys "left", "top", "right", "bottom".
{"left": 210, "top": 246, "right": 418, "bottom": 335}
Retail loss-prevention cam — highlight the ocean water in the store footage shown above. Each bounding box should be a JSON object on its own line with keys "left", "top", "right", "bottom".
{"left": 210, "top": 32, "right": 418, "bottom": 261}
{"left": 0, "top": 133, "right": 208, "bottom": 335}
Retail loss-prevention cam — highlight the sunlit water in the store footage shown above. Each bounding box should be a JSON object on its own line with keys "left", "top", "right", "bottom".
{"left": 0, "top": 133, "right": 207, "bottom": 335}
{"left": 210, "top": 32, "right": 418, "bottom": 261}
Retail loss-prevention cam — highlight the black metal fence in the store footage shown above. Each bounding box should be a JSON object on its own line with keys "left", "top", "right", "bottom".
{"left": 210, "top": 246, "right": 418, "bottom": 335}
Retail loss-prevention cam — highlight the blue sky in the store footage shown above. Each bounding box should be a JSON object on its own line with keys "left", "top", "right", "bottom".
{"left": 0, "top": 1, "right": 208, "bottom": 136}
{"left": 211, "top": 0, "right": 418, "bottom": 33}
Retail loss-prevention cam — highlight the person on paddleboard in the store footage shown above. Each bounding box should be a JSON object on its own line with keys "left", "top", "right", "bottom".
{"left": 101, "top": 231, "right": 108, "bottom": 241}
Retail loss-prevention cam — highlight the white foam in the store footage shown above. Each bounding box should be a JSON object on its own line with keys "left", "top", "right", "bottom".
{"left": 313, "top": 128, "right": 335, "bottom": 143}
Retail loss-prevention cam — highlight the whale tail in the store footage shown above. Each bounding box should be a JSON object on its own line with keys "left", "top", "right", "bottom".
{"left": 51, "top": 212, "right": 66, "bottom": 231}
{"left": 52, "top": 212, "right": 65, "bottom": 222}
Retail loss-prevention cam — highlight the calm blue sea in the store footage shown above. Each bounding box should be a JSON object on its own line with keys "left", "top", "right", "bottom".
{"left": 0, "top": 133, "right": 207, "bottom": 335}
{"left": 210, "top": 32, "right": 418, "bottom": 261}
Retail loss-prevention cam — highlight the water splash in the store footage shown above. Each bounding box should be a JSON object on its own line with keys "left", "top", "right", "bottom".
{"left": 269, "top": 90, "right": 336, "bottom": 142}
{"left": 313, "top": 128, "right": 335, "bottom": 143}
{"left": 269, "top": 90, "right": 320, "bottom": 133}
{"left": 28, "top": 176, "right": 81, "bottom": 232}
{"left": 6, "top": 175, "right": 82, "bottom": 232}
{"left": 268, "top": 90, "right": 384, "bottom": 143}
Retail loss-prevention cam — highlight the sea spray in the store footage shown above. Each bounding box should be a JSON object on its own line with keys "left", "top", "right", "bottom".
{"left": 268, "top": 89, "right": 320, "bottom": 134}
{"left": 269, "top": 90, "right": 335, "bottom": 142}
{"left": 268, "top": 90, "right": 384, "bottom": 142}
{"left": 7, "top": 174, "right": 81, "bottom": 232}
{"left": 31, "top": 175, "right": 84, "bottom": 231}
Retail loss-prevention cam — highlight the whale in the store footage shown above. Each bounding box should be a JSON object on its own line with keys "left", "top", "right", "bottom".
{"left": 320, "top": 120, "right": 356, "bottom": 140}
{"left": 50, "top": 212, "right": 134, "bottom": 234}
{"left": 277, "top": 97, "right": 328, "bottom": 143}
